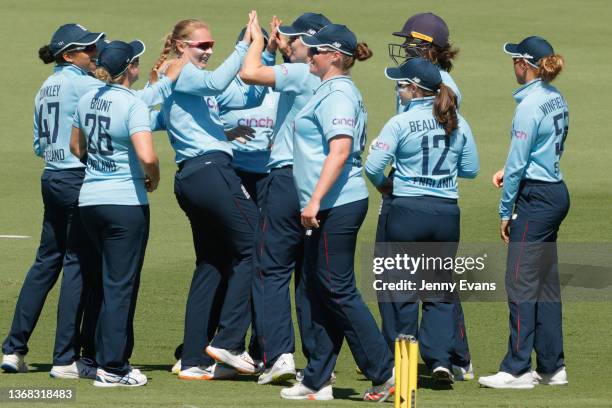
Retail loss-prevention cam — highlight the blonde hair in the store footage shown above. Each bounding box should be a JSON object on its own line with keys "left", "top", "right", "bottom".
{"left": 94, "top": 67, "right": 126, "bottom": 84}
{"left": 537, "top": 54, "right": 564, "bottom": 82}
{"left": 151, "top": 19, "right": 209, "bottom": 80}
{"left": 340, "top": 42, "right": 373, "bottom": 70}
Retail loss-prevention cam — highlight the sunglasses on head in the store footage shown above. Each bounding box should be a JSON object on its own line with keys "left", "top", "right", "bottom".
{"left": 183, "top": 40, "right": 215, "bottom": 51}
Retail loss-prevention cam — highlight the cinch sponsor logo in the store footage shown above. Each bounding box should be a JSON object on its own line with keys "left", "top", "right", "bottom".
{"left": 372, "top": 140, "right": 390, "bottom": 151}
{"left": 237, "top": 117, "right": 275, "bottom": 128}
{"left": 332, "top": 118, "right": 356, "bottom": 127}
{"left": 513, "top": 129, "right": 528, "bottom": 140}
{"left": 280, "top": 64, "right": 289, "bottom": 76}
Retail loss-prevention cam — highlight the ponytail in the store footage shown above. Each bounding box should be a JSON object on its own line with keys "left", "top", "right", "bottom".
{"left": 150, "top": 33, "right": 173, "bottom": 83}
{"left": 354, "top": 42, "right": 373, "bottom": 61}
{"left": 537, "top": 54, "right": 564, "bottom": 82}
{"left": 38, "top": 44, "right": 58, "bottom": 64}
{"left": 94, "top": 66, "right": 125, "bottom": 84}
{"left": 433, "top": 84, "right": 458, "bottom": 137}
{"left": 340, "top": 42, "right": 373, "bottom": 71}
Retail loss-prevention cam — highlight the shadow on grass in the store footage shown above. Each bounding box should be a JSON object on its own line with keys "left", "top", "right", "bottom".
{"left": 355, "top": 363, "right": 453, "bottom": 391}
{"left": 29, "top": 363, "right": 52, "bottom": 373}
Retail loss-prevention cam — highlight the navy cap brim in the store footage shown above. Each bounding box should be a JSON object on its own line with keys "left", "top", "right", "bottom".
{"left": 300, "top": 34, "right": 324, "bottom": 48}
{"left": 129, "top": 40, "right": 145, "bottom": 61}
{"left": 503, "top": 42, "right": 521, "bottom": 56}
{"left": 392, "top": 31, "right": 410, "bottom": 38}
{"left": 384, "top": 67, "right": 406, "bottom": 81}
{"left": 278, "top": 25, "right": 309, "bottom": 37}
{"left": 54, "top": 31, "right": 105, "bottom": 55}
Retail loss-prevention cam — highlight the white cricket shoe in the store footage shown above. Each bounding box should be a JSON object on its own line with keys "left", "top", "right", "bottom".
{"left": 258, "top": 353, "right": 296, "bottom": 385}
{"left": 532, "top": 367, "right": 568, "bottom": 386}
{"left": 478, "top": 371, "right": 535, "bottom": 389}
{"left": 171, "top": 359, "right": 181, "bottom": 375}
{"left": 281, "top": 380, "right": 334, "bottom": 400}
{"left": 452, "top": 361, "right": 475, "bottom": 381}
{"left": 1, "top": 353, "right": 28, "bottom": 373}
{"left": 50, "top": 359, "right": 96, "bottom": 379}
{"left": 433, "top": 366, "right": 455, "bottom": 384}
{"left": 178, "top": 363, "right": 238, "bottom": 380}
{"left": 93, "top": 367, "right": 147, "bottom": 387}
{"left": 206, "top": 346, "right": 257, "bottom": 374}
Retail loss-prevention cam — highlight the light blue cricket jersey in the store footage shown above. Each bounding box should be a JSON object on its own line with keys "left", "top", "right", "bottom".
{"left": 293, "top": 76, "right": 369, "bottom": 210}
{"left": 366, "top": 97, "right": 479, "bottom": 199}
{"left": 268, "top": 63, "right": 320, "bottom": 169}
{"left": 226, "top": 89, "right": 279, "bottom": 174}
{"left": 34, "top": 64, "right": 102, "bottom": 170}
{"left": 395, "top": 68, "right": 462, "bottom": 114}
{"left": 34, "top": 64, "right": 171, "bottom": 170}
{"left": 499, "top": 79, "right": 569, "bottom": 220}
{"left": 74, "top": 85, "right": 151, "bottom": 206}
{"left": 218, "top": 51, "right": 278, "bottom": 174}
{"left": 155, "top": 42, "right": 249, "bottom": 163}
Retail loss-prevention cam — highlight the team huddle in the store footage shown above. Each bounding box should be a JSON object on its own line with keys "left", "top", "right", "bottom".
{"left": 1, "top": 8, "right": 570, "bottom": 402}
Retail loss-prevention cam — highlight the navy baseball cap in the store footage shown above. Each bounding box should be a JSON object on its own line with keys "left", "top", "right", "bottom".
{"left": 385, "top": 57, "right": 442, "bottom": 92}
{"left": 503, "top": 36, "right": 554, "bottom": 68}
{"left": 393, "top": 12, "right": 449, "bottom": 47}
{"left": 97, "top": 39, "right": 145, "bottom": 64}
{"left": 97, "top": 40, "right": 144, "bottom": 77}
{"left": 301, "top": 24, "right": 357, "bottom": 56}
{"left": 278, "top": 12, "right": 331, "bottom": 37}
{"left": 50, "top": 23, "right": 105, "bottom": 56}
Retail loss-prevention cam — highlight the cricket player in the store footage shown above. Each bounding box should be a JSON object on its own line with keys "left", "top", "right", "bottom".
{"left": 365, "top": 57, "right": 479, "bottom": 384}
{"left": 479, "top": 36, "right": 569, "bottom": 389}
{"left": 279, "top": 23, "right": 395, "bottom": 402}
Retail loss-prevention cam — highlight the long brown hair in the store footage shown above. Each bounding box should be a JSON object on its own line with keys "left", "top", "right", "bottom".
{"left": 423, "top": 43, "right": 459, "bottom": 72}
{"left": 423, "top": 84, "right": 458, "bottom": 136}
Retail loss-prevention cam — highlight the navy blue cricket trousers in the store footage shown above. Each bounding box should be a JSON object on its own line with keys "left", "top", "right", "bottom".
{"left": 302, "top": 198, "right": 393, "bottom": 391}
{"left": 2, "top": 168, "right": 96, "bottom": 365}
{"left": 500, "top": 180, "right": 569, "bottom": 375}
{"left": 384, "top": 195, "right": 469, "bottom": 371}
{"left": 252, "top": 167, "right": 313, "bottom": 367}
{"left": 376, "top": 177, "right": 471, "bottom": 367}
{"left": 80, "top": 204, "right": 149, "bottom": 375}
{"left": 174, "top": 153, "right": 258, "bottom": 369}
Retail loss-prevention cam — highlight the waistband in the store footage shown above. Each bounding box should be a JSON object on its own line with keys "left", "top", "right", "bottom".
{"left": 177, "top": 151, "right": 232, "bottom": 171}
{"left": 271, "top": 165, "right": 293, "bottom": 172}
{"left": 392, "top": 195, "right": 458, "bottom": 205}
{"left": 521, "top": 179, "right": 564, "bottom": 187}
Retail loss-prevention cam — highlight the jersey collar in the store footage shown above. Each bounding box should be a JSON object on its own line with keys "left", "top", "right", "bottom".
{"left": 513, "top": 78, "right": 542, "bottom": 104}
{"left": 107, "top": 83, "right": 136, "bottom": 95}
{"left": 405, "top": 96, "right": 435, "bottom": 110}
{"left": 315, "top": 74, "right": 352, "bottom": 93}
{"left": 54, "top": 63, "right": 91, "bottom": 76}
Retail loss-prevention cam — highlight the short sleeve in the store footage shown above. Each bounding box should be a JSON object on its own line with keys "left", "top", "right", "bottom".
{"left": 273, "top": 63, "right": 309, "bottom": 93}
{"left": 315, "top": 90, "right": 358, "bottom": 142}
{"left": 72, "top": 107, "right": 81, "bottom": 129}
{"left": 127, "top": 99, "right": 151, "bottom": 135}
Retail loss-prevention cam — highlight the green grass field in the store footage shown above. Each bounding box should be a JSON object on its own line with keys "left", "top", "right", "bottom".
{"left": 1, "top": 0, "right": 612, "bottom": 406}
